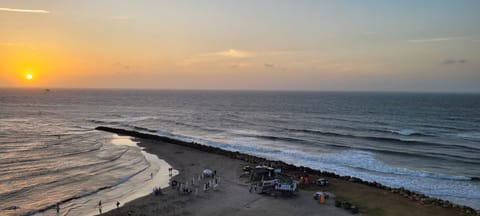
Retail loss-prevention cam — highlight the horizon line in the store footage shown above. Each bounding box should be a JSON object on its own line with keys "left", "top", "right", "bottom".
{"left": 1, "top": 87, "right": 479, "bottom": 94}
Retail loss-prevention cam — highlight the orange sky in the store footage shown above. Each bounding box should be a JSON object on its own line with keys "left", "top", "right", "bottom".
{"left": 1, "top": 1, "right": 479, "bottom": 92}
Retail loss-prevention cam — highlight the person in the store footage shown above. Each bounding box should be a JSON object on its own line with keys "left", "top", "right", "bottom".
{"left": 116, "top": 201, "right": 120, "bottom": 208}
{"left": 98, "top": 200, "right": 102, "bottom": 214}
{"left": 56, "top": 203, "right": 60, "bottom": 215}
{"left": 151, "top": 172, "right": 153, "bottom": 179}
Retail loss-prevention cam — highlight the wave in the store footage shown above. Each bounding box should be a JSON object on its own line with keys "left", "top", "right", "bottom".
{"left": 119, "top": 126, "right": 474, "bottom": 182}
{"left": 418, "top": 123, "right": 469, "bottom": 132}
{"left": 456, "top": 132, "right": 480, "bottom": 140}
{"left": 282, "top": 127, "right": 480, "bottom": 152}
{"left": 389, "top": 129, "right": 424, "bottom": 136}
{"left": 107, "top": 123, "right": 480, "bottom": 165}
{"left": 22, "top": 161, "right": 150, "bottom": 216}
{"left": 249, "top": 134, "right": 307, "bottom": 143}
{"left": 88, "top": 116, "right": 159, "bottom": 124}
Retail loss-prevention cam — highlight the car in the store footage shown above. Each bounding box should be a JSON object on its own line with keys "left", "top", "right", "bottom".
{"left": 317, "top": 178, "right": 329, "bottom": 186}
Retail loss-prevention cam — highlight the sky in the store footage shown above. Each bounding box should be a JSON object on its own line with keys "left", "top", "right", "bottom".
{"left": 1, "top": 0, "right": 479, "bottom": 92}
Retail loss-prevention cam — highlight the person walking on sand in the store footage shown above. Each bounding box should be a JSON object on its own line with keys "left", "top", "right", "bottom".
{"left": 98, "top": 200, "right": 102, "bottom": 214}
{"left": 56, "top": 203, "right": 60, "bottom": 215}
{"left": 116, "top": 201, "right": 120, "bottom": 208}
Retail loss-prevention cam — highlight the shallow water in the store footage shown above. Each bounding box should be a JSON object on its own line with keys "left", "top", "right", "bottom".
{"left": 36, "top": 135, "right": 177, "bottom": 216}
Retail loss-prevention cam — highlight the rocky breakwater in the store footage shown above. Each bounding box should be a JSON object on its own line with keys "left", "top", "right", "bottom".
{"left": 95, "top": 126, "right": 479, "bottom": 216}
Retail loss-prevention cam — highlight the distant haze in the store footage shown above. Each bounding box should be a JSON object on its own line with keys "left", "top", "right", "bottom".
{"left": 1, "top": 0, "right": 479, "bottom": 92}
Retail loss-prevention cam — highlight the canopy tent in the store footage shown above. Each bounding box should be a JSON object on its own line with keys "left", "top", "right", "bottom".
{"left": 203, "top": 169, "right": 213, "bottom": 176}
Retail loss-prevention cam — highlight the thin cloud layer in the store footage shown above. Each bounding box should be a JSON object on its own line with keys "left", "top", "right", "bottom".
{"left": 0, "top": 7, "right": 50, "bottom": 13}
{"left": 408, "top": 37, "right": 464, "bottom": 43}
{"left": 211, "top": 49, "right": 254, "bottom": 58}
{"left": 180, "top": 49, "right": 294, "bottom": 66}
{"left": 442, "top": 59, "right": 468, "bottom": 65}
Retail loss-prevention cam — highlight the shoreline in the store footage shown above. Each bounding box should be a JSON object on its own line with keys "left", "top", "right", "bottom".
{"left": 30, "top": 135, "right": 176, "bottom": 216}
{"left": 96, "top": 126, "right": 479, "bottom": 216}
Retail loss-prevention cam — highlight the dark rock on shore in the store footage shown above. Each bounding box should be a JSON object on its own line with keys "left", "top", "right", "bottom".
{"left": 95, "top": 126, "right": 479, "bottom": 215}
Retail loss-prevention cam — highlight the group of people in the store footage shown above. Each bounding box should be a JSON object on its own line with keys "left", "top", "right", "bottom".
{"left": 55, "top": 200, "right": 120, "bottom": 215}
{"left": 97, "top": 200, "right": 121, "bottom": 214}
{"left": 172, "top": 179, "right": 195, "bottom": 194}
{"left": 153, "top": 186, "right": 163, "bottom": 196}
{"left": 165, "top": 169, "right": 221, "bottom": 196}
{"left": 201, "top": 171, "right": 220, "bottom": 192}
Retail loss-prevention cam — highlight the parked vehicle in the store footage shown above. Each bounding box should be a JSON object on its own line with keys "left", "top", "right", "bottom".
{"left": 316, "top": 178, "right": 329, "bottom": 186}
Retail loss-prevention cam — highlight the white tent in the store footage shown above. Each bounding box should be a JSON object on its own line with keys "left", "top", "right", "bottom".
{"left": 203, "top": 169, "right": 213, "bottom": 176}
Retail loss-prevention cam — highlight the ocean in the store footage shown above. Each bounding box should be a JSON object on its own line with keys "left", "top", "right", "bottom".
{"left": 1, "top": 89, "right": 479, "bottom": 214}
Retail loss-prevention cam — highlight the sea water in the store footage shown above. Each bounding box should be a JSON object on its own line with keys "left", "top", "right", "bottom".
{"left": 0, "top": 89, "right": 479, "bottom": 214}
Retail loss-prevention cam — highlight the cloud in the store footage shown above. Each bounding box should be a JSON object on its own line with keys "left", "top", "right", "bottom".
{"left": 264, "top": 63, "right": 275, "bottom": 68}
{"left": 113, "top": 62, "right": 132, "bottom": 70}
{"left": 408, "top": 37, "right": 464, "bottom": 43}
{"left": 179, "top": 49, "right": 294, "bottom": 66}
{"left": 0, "top": 7, "right": 50, "bottom": 14}
{"left": 442, "top": 59, "right": 468, "bottom": 65}
{"left": 211, "top": 49, "right": 254, "bottom": 58}
{"left": 208, "top": 49, "right": 294, "bottom": 58}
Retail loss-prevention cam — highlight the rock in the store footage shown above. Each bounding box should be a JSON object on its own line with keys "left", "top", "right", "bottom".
{"left": 350, "top": 206, "right": 360, "bottom": 214}
{"left": 420, "top": 198, "right": 433, "bottom": 205}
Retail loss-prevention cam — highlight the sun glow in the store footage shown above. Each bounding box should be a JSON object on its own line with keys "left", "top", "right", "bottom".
{"left": 26, "top": 74, "right": 33, "bottom": 80}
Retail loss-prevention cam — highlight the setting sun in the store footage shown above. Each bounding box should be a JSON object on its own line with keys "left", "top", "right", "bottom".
{"left": 26, "top": 74, "right": 33, "bottom": 80}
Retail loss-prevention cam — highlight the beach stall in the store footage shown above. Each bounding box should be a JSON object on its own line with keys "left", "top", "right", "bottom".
{"left": 250, "top": 166, "right": 275, "bottom": 181}
{"left": 274, "top": 179, "right": 298, "bottom": 195}
{"left": 256, "top": 175, "right": 298, "bottom": 196}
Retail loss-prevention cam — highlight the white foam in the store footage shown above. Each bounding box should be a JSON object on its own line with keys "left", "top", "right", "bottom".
{"left": 457, "top": 132, "right": 480, "bottom": 140}
{"left": 91, "top": 116, "right": 159, "bottom": 124}
{"left": 37, "top": 135, "right": 178, "bottom": 216}
{"left": 391, "top": 129, "right": 417, "bottom": 136}
{"left": 132, "top": 127, "right": 480, "bottom": 210}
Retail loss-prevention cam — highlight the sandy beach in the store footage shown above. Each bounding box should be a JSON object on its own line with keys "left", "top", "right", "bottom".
{"left": 99, "top": 128, "right": 475, "bottom": 216}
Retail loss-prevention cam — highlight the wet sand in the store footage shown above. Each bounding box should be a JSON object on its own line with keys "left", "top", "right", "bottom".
{"left": 101, "top": 135, "right": 471, "bottom": 216}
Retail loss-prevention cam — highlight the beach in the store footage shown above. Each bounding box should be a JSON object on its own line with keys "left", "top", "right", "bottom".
{"left": 4, "top": 1, "right": 480, "bottom": 215}
{"left": 1, "top": 90, "right": 478, "bottom": 216}
{"left": 100, "top": 128, "right": 475, "bottom": 216}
